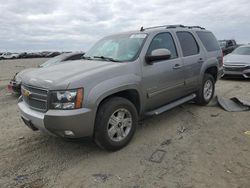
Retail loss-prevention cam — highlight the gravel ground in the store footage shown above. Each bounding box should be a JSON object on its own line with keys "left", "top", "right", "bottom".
{"left": 0, "top": 58, "right": 250, "bottom": 188}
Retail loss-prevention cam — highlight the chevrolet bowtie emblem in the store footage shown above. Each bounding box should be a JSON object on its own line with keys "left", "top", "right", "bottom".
{"left": 23, "top": 89, "right": 31, "bottom": 97}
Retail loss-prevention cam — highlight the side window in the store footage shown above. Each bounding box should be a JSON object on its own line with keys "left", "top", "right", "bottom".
{"left": 177, "top": 31, "right": 199, "bottom": 57}
{"left": 147, "top": 32, "right": 178, "bottom": 59}
{"left": 196, "top": 31, "right": 220, "bottom": 52}
{"left": 228, "top": 41, "right": 233, "bottom": 47}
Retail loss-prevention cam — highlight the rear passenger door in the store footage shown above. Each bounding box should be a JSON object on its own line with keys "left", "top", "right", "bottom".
{"left": 176, "top": 31, "right": 205, "bottom": 93}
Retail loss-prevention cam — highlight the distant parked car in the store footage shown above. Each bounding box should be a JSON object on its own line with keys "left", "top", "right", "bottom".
{"left": 218, "top": 40, "right": 238, "bottom": 55}
{"left": 18, "top": 52, "right": 28, "bottom": 59}
{"left": 23, "top": 52, "right": 44, "bottom": 58}
{"left": 0, "top": 52, "right": 19, "bottom": 59}
{"left": 223, "top": 45, "right": 250, "bottom": 78}
{"left": 45, "top": 52, "right": 61, "bottom": 58}
{"left": 8, "top": 52, "right": 85, "bottom": 95}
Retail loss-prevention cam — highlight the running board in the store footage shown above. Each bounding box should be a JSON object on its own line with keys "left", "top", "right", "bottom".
{"left": 145, "top": 93, "right": 196, "bottom": 116}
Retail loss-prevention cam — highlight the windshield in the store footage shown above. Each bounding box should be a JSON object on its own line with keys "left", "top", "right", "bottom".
{"left": 232, "top": 46, "right": 250, "bottom": 55}
{"left": 219, "top": 41, "right": 226, "bottom": 48}
{"left": 84, "top": 33, "right": 147, "bottom": 62}
{"left": 40, "top": 53, "right": 68, "bottom": 67}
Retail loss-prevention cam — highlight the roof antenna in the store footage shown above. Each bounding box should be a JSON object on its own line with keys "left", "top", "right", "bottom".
{"left": 140, "top": 26, "right": 144, "bottom": 32}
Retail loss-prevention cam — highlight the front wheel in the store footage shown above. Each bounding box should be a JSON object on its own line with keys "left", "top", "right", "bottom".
{"left": 94, "top": 97, "right": 138, "bottom": 151}
{"left": 195, "top": 74, "right": 215, "bottom": 105}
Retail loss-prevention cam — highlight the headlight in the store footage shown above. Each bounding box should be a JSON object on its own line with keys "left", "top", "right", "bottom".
{"left": 15, "top": 74, "right": 22, "bottom": 83}
{"left": 50, "top": 88, "right": 83, "bottom": 110}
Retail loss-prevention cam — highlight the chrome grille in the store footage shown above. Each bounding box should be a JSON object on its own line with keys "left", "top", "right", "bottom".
{"left": 21, "top": 84, "right": 48, "bottom": 112}
{"left": 224, "top": 65, "right": 249, "bottom": 72}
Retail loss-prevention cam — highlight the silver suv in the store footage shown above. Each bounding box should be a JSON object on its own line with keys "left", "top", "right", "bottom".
{"left": 18, "top": 25, "right": 223, "bottom": 150}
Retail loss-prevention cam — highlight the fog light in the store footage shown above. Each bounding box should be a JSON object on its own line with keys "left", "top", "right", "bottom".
{"left": 64, "top": 130, "right": 75, "bottom": 136}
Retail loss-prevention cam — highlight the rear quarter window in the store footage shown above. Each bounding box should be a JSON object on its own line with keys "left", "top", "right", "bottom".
{"left": 196, "top": 31, "right": 220, "bottom": 52}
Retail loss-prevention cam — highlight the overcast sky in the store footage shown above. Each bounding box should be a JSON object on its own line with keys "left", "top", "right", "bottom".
{"left": 0, "top": 0, "right": 250, "bottom": 52}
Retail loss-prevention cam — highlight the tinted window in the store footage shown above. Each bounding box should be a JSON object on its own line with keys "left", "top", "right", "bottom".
{"left": 177, "top": 31, "right": 199, "bottom": 57}
{"left": 228, "top": 41, "right": 233, "bottom": 46}
{"left": 147, "top": 32, "right": 178, "bottom": 59}
{"left": 196, "top": 31, "right": 220, "bottom": 52}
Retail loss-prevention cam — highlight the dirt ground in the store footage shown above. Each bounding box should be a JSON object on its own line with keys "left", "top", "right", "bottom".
{"left": 0, "top": 58, "right": 250, "bottom": 188}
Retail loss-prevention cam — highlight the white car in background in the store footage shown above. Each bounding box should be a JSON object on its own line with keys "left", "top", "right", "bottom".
{"left": 223, "top": 45, "right": 250, "bottom": 78}
{"left": 0, "top": 52, "right": 19, "bottom": 59}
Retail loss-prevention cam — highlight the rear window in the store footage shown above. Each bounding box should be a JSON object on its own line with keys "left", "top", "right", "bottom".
{"left": 196, "top": 31, "right": 220, "bottom": 52}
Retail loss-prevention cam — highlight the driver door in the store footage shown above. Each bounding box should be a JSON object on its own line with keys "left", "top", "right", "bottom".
{"left": 142, "top": 32, "right": 185, "bottom": 111}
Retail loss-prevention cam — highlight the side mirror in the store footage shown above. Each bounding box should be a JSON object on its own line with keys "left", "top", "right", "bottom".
{"left": 145, "top": 48, "right": 171, "bottom": 64}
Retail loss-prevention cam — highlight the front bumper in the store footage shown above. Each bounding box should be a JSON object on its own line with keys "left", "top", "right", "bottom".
{"left": 223, "top": 65, "right": 250, "bottom": 78}
{"left": 218, "top": 67, "right": 224, "bottom": 79}
{"left": 18, "top": 100, "right": 95, "bottom": 138}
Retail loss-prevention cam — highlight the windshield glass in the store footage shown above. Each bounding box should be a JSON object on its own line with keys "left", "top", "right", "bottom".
{"left": 84, "top": 33, "right": 147, "bottom": 62}
{"left": 219, "top": 41, "right": 226, "bottom": 48}
{"left": 40, "top": 54, "right": 68, "bottom": 67}
{"left": 232, "top": 46, "right": 250, "bottom": 55}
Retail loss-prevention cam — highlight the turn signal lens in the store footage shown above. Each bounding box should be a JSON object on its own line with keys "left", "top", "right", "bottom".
{"left": 75, "top": 88, "right": 83, "bottom": 108}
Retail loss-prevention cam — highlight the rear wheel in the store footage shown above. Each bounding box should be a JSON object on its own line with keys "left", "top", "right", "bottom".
{"left": 94, "top": 97, "right": 138, "bottom": 151}
{"left": 195, "top": 74, "right": 215, "bottom": 105}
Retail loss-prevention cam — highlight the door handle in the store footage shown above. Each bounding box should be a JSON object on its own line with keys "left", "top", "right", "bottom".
{"left": 197, "top": 58, "right": 204, "bottom": 64}
{"left": 173, "top": 64, "right": 182, "bottom": 69}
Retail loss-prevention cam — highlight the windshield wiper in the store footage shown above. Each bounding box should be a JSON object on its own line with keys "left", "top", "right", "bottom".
{"left": 93, "top": 56, "right": 121, "bottom": 62}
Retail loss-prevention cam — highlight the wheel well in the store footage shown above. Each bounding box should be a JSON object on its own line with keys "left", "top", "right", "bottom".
{"left": 205, "top": 67, "right": 218, "bottom": 81}
{"left": 98, "top": 89, "right": 141, "bottom": 114}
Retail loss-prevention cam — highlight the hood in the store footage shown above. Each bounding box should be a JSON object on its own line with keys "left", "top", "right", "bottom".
{"left": 16, "top": 68, "right": 36, "bottom": 82}
{"left": 21, "top": 60, "right": 122, "bottom": 89}
{"left": 224, "top": 54, "right": 250, "bottom": 65}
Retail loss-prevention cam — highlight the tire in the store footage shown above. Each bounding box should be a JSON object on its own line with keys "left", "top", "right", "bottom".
{"left": 94, "top": 97, "right": 138, "bottom": 151}
{"left": 195, "top": 73, "right": 215, "bottom": 106}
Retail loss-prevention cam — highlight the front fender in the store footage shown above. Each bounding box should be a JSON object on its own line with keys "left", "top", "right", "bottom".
{"left": 86, "top": 74, "right": 142, "bottom": 111}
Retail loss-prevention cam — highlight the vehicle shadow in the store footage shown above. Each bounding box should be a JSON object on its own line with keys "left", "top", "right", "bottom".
{"left": 221, "top": 76, "right": 250, "bottom": 82}
{"left": 18, "top": 103, "right": 193, "bottom": 157}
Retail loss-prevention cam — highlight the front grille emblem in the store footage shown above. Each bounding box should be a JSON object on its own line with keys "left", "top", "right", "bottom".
{"left": 22, "top": 88, "right": 31, "bottom": 97}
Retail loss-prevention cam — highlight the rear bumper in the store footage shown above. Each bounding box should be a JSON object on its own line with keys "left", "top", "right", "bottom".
{"left": 18, "top": 100, "right": 95, "bottom": 138}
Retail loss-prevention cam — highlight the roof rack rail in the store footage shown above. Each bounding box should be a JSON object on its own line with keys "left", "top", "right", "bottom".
{"left": 140, "top": 25, "right": 185, "bottom": 32}
{"left": 186, "top": 26, "right": 205, "bottom": 30}
{"left": 166, "top": 25, "right": 185, "bottom": 29}
{"left": 140, "top": 24, "right": 205, "bottom": 31}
